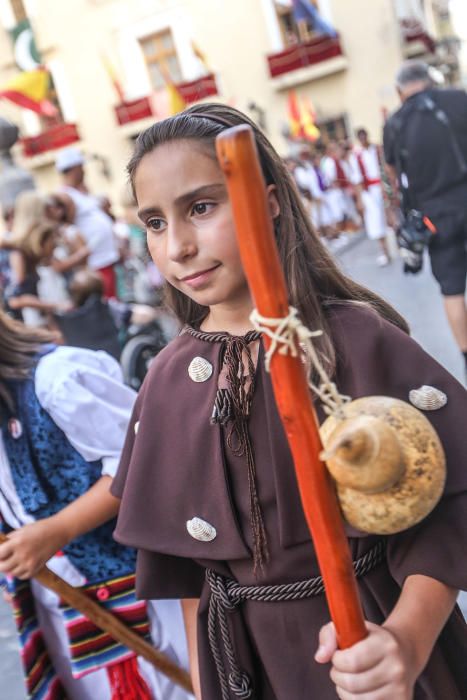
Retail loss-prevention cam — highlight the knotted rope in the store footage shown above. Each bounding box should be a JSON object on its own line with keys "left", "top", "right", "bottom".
{"left": 206, "top": 541, "right": 386, "bottom": 699}
{"left": 250, "top": 306, "right": 351, "bottom": 418}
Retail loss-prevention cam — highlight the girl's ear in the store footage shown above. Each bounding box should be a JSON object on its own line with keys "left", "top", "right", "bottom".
{"left": 266, "top": 184, "right": 281, "bottom": 220}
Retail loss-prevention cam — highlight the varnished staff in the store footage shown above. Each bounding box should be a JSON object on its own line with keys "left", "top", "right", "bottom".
{"left": 216, "top": 125, "right": 367, "bottom": 649}
{"left": 0, "top": 532, "right": 193, "bottom": 693}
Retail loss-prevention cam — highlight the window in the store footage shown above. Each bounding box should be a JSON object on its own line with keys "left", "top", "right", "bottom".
{"left": 139, "top": 29, "right": 182, "bottom": 90}
{"left": 316, "top": 115, "right": 348, "bottom": 144}
{"left": 274, "top": 0, "right": 319, "bottom": 46}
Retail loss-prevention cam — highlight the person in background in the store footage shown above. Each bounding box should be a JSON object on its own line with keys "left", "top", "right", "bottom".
{"left": 0, "top": 311, "right": 192, "bottom": 700}
{"left": 384, "top": 60, "right": 467, "bottom": 376}
{"left": 56, "top": 148, "right": 120, "bottom": 298}
{"left": 339, "top": 139, "right": 361, "bottom": 230}
{"left": 321, "top": 140, "right": 348, "bottom": 234}
{"left": 45, "top": 191, "right": 90, "bottom": 280}
{"left": 350, "top": 128, "right": 391, "bottom": 266}
{"left": 5, "top": 191, "right": 70, "bottom": 325}
{"left": 5, "top": 219, "right": 67, "bottom": 326}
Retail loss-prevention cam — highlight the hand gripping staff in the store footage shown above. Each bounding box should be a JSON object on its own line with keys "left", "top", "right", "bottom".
{"left": 0, "top": 533, "right": 193, "bottom": 693}
{"left": 215, "top": 125, "right": 367, "bottom": 649}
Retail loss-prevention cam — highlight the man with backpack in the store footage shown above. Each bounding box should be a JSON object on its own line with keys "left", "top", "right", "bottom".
{"left": 383, "top": 60, "right": 467, "bottom": 377}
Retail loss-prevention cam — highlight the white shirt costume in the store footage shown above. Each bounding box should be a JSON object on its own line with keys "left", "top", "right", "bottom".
{"left": 61, "top": 187, "right": 119, "bottom": 270}
{"left": 349, "top": 145, "right": 387, "bottom": 240}
{"left": 0, "top": 347, "right": 192, "bottom": 700}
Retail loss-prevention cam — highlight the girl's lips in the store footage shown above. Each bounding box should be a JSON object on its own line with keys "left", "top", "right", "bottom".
{"left": 181, "top": 265, "right": 220, "bottom": 288}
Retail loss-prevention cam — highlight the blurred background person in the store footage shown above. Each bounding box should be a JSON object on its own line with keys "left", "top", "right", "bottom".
{"left": 350, "top": 127, "right": 391, "bottom": 266}
{"left": 384, "top": 60, "right": 467, "bottom": 375}
{"left": 56, "top": 148, "right": 120, "bottom": 298}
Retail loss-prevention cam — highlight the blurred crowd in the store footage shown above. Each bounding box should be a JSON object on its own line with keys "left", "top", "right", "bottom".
{"left": 285, "top": 127, "right": 398, "bottom": 266}
{"left": 0, "top": 147, "right": 169, "bottom": 376}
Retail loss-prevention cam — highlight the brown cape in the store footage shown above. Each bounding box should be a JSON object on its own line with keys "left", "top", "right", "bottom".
{"left": 112, "top": 304, "right": 467, "bottom": 699}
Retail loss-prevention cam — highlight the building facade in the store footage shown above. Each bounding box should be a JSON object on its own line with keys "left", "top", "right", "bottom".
{"left": 0, "top": 0, "right": 460, "bottom": 208}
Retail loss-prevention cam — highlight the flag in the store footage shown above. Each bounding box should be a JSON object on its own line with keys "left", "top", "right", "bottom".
{"left": 291, "top": 0, "right": 337, "bottom": 38}
{"left": 166, "top": 81, "right": 186, "bottom": 114}
{"left": 287, "top": 91, "right": 303, "bottom": 139}
{"left": 287, "top": 92, "right": 320, "bottom": 142}
{"left": 158, "top": 66, "right": 186, "bottom": 115}
{"left": 191, "top": 41, "right": 211, "bottom": 73}
{"left": 301, "top": 97, "right": 320, "bottom": 141}
{"left": 0, "top": 68, "right": 58, "bottom": 116}
{"left": 101, "top": 53, "right": 125, "bottom": 102}
{"left": 9, "top": 19, "right": 41, "bottom": 71}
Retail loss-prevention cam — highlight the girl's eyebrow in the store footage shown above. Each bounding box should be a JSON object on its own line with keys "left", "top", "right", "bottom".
{"left": 137, "top": 183, "right": 225, "bottom": 222}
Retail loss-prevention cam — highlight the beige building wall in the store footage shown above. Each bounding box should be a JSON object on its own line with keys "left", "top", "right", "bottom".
{"left": 0, "top": 0, "right": 452, "bottom": 207}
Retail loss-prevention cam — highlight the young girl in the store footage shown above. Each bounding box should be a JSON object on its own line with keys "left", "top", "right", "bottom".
{"left": 112, "top": 104, "right": 467, "bottom": 700}
{"left": 0, "top": 312, "right": 191, "bottom": 700}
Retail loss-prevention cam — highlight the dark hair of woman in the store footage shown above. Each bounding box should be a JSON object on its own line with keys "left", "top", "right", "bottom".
{"left": 0, "top": 310, "right": 55, "bottom": 416}
{"left": 127, "top": 102, "right": 408, "bottom": 374}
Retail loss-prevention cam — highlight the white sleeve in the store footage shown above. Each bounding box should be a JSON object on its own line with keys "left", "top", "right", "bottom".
{"left": 295, "top": 166, "right": 323, "bottom": 201}
{"left": 294, "top": 166, "right": 310, "bottom": 192}
{"left": 35, "top": 347, "right": 137, "bottom": 477}
{"left": 321, "top": 157, "right": 337, "bottom": 186}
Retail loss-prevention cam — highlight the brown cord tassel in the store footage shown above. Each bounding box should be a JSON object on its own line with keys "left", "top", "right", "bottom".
{"left": 223, "top": 336, "right": 269, "bottom": 575}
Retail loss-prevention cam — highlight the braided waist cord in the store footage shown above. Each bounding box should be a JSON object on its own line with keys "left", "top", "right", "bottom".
{"left": 206, "top": 540, "right": 386, "bottom": 700}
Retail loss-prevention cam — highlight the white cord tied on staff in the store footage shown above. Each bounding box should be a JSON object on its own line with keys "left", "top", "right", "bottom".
{"left": 250, "top": 306, "right": 351, "bottom": 418}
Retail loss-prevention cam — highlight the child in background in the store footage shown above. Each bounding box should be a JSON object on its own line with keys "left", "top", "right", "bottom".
{"left": 0, "top": 311, "right": 192, "bottom": 700}
{"left": 112, "top": 104, "right": 466, "bottom": 700}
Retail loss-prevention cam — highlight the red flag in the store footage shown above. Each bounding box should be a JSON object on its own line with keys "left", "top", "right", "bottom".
{"left": 287, "top": 91, "right": 303, "bottom": 139}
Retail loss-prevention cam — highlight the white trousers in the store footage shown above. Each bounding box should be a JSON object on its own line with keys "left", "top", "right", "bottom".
{"left": 362, "top": 184, "right": 387, "bottom": 240}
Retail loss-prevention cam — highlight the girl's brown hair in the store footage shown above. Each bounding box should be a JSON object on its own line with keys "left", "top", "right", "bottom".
{"left": 0, "top": 310, "right": 55, "bottom": 415}
{"left": 128, "top": 103, "right": 408, "bottom": 373}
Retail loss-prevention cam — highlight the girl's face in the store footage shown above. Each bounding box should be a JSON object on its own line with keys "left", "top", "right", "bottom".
{"left": 134, "top": 139, "right": 252, "bottom": 315}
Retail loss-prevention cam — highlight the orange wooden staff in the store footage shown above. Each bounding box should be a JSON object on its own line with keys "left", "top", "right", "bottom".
{"left": 216, "top": 125, "right": 367, "bottom": 649}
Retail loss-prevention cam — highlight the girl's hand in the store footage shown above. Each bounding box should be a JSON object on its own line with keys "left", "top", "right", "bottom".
{"left": 0, "top": 520, "right": 65, "bottom": 580}
{"left": 315, "top": 621, "right": 417, "bottom": 699}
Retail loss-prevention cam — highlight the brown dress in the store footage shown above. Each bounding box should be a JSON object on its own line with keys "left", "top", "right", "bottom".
{"left": 112, "top": 304, "right": 467, "bottom": 699}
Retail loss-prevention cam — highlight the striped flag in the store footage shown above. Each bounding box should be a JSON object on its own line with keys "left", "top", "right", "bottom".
{"left": 0, "top": 68, "right": 58, "bottom": 116}
{"left": 301, "top": 96, "right": 320, "bottom": 141}
{"left": 101, "top": 53, "right": 125, "bottom": 102}
{"left": 287, "top": 91, "right": 303, "bottom": 139}
{"left": 287, "top": 91, "right": 320, "bottom": 142}
{"left": 191, "top": 41, "right": 211, "bottom": 73}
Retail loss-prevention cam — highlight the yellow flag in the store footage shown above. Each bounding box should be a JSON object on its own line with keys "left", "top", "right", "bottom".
{"left": 3, "top": 68, "right": 49, "bottom": 102}
{"left": 166, "top": 81, "right": 186, "bottom": 115}
{"left": 0, "top": 68, "right": 57, "bottom": 115}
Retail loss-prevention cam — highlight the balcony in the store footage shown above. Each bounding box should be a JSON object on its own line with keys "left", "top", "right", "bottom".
{"left": 400, "top": 19, "right": 436, "bottom": 56}
{"left": 21, "top": 123, "right": 80, "bottom": 158}
{"left": 115, "top": 96, "right": 154, "bottom": 126}
{"left": 267, "top": 34, "right": 343, "bottom": 78}
{"left": 114, "top": 74, "right": 219, "bottom": 128}
{"left": 177, "top": 73, "right": 219, "bottom": 104}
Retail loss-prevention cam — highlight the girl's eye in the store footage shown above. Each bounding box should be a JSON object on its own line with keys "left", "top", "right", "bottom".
{"left": 191, "top": 202, "right": 214, "bottom": 216}
{"left": 146, "top": 217, "right": 165, "bottom": 232}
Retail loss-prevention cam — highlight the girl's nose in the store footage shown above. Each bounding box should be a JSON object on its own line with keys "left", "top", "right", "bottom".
{"left": 166, "top": 223, "right": 197, "bottom": 262}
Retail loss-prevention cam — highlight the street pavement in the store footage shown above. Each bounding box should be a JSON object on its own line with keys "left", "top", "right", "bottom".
{"left": 0, "top": 234, "right": 465, "bottom": 699}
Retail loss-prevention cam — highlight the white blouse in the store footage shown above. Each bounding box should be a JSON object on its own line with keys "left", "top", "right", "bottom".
{"left": 0, "top": 346, "right": 136, "bottom": 532}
